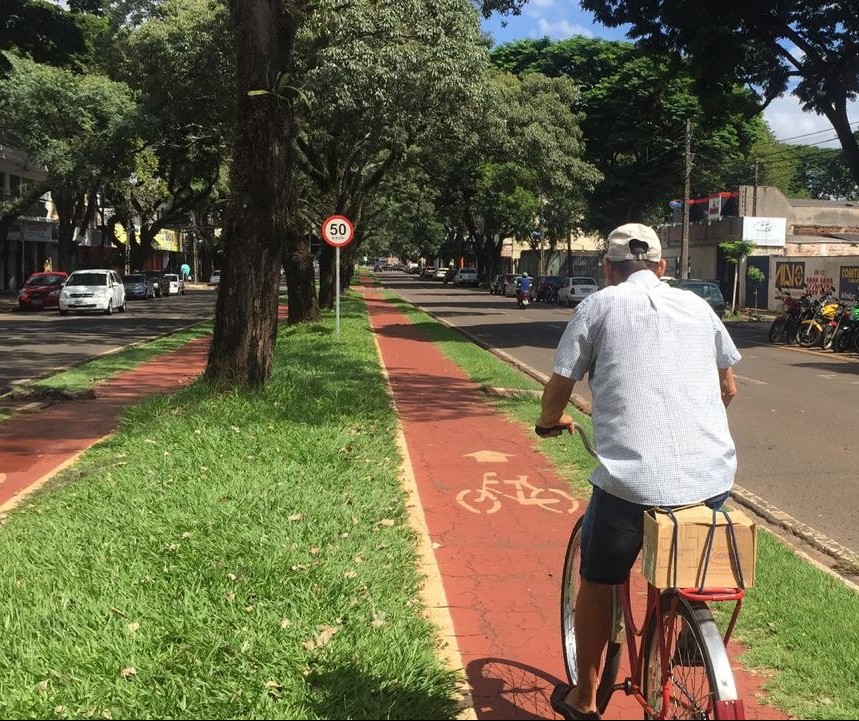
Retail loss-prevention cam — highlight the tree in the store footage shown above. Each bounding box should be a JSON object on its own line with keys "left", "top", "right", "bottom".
{"left": 491, "top": 36, "right": 766, "bottom": 233}
{"left": 292, "top": 0, "right": 490, "bottom": 309}
{"left": 0, "top": 0, "right": 88, "bottom": 71}
{"left": 113, "top": 0, "right": 233, "bottom": 267}
{"left": 719, "top": 240, "right": 756, "bottom": 314}
{"left": 747, "top": 265, "right": 765, "bottom": 311}
{"left": 0, "top": 53, "right": 137, "bottom": 270}
{"left": 574, "top": 1, "right": 859, "bottom": 189}
{"left": 204, "top": 0, "right": 306, "bottom": 389}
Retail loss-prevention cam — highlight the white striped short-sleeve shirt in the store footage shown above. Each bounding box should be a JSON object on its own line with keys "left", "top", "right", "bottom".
{"left": 553, "top": 270, "right": 742, "bottom": 505}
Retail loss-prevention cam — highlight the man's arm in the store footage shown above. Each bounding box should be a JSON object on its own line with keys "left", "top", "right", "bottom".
{"left": 719, "top": 366, "right": 737, "bottom": 408}
{"left": 536, "top": 373, "right": 576, "bottom": 436}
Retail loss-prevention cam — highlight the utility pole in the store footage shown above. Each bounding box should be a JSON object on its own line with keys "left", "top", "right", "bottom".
{"left": 538, "top": 193, "right": 544, "bottom": 277}
{"left": 681, "top": 118, "right": 692, "bottom": 280}
{"left": 752, "top": 160, "right": 759, "bottom": 216}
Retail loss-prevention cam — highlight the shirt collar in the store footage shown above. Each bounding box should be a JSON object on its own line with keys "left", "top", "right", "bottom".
{"left": 625, "top": 269, "right": 662, "bottom": 288}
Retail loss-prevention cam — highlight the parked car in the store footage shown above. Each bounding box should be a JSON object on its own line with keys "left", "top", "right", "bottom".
{"left": 557, "top": 276, "right": 600, "bottom": 306}
{"left": 163, "top": 273, "right": 185, "bottom": 296}
{"left": 17, "top": 271, "right": 68, "bottom": 310}
{"left": 535, "top": 275, "right": 563, "bottom": 302}
{"left": 433, "top": 267, "right": 449, "bottom": 281}
{"left": 141, "top": 270, "right": 168, "bottom": 297}
{"left": 59, "top": 269, "right": 126, "bottom": 315}
{"left": 122, "top": 273, "right": 155, "bottom": 300}
{"left": 665, "top": 278, "right": 727, "bottom": 317}
{"left": 454, "top": 267, "right": 479, "bottom": 287}
{"left": 209, "top": 269, "right": 221, "bottom": 286}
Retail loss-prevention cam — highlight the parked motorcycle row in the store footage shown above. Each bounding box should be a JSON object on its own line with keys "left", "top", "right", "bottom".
{"left": 768, "top": 286, "right": 859, "bottom": 353}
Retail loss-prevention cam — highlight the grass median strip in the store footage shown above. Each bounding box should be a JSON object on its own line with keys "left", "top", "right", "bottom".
{"left": 0, "top": 295, "right": 459, "bottom": 719}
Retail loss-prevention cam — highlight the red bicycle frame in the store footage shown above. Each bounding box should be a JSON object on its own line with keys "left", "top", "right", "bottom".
{"left": 609, "top": 579, "right": 746, "bottom": 719}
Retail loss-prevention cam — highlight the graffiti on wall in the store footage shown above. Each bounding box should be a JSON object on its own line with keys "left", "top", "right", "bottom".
{"left": 774, "top": 262, "right": 804, "bottom": 290}
{"left": 840, "top": 266, "right": 859, "bottom": 300}
{"left": 804, "top": 268, "right": 835, "bottom": 297}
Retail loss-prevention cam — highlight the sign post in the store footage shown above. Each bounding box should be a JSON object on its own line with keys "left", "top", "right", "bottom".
{"left": 321, "top": 214, "right": 355, "bottom": 338}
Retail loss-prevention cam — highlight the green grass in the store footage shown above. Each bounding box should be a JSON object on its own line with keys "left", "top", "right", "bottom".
{"left": 2, "top": 284, "right": 858, "bottom": 719}
{"left": 719, "top": 532, "right": 859, "bottom": 719}
{"left": 0, "top": 295, "right": 458, "bottom": 720}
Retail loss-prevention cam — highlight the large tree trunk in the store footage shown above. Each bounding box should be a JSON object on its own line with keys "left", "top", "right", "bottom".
{"left": 205, "top": 0, "right": 301, "bottom": 389}
{"left": 285, "top": 208, "right": 320, "bottom": 324}
{"left": 318, "top": 242, "right": 335, "bottom": 309}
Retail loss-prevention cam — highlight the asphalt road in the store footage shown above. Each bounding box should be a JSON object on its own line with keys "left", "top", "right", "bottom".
{"left": 0, "top": 285, "right": 217, "bottom": 394}
{"left": 382, "top": 272, "right": 859, "bottom": 556}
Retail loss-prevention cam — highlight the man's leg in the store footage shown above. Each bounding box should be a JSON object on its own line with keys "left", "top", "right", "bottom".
{"left": 564, "top": 579, "right": 611, "bottom": 713}
{"left": 561, "top": 486, "right": 644, "bottom": 715}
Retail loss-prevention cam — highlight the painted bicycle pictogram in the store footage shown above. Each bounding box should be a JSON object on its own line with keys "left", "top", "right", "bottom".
{"left": 456, "top": 471, "right": 579, "bottom": 514}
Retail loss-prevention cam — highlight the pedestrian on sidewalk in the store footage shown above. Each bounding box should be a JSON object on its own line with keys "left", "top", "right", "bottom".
{"left": 534, "top": 222, "right": 741, "bottom": 721}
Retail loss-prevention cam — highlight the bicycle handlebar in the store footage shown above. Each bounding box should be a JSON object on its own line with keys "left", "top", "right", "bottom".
{"left": 536, "top": 421, "right": 598, "bottom": 459}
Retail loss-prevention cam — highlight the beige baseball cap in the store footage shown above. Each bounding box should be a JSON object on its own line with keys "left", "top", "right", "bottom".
{"left": 605, "top": 222, "right": 661, "bottom": 261}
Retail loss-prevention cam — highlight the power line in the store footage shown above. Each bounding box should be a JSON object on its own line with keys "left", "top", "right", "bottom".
{"left": 770, "top": 118, "right": 859, "bottom": 145}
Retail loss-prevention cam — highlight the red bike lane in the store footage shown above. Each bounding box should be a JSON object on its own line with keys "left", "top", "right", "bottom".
{"left": 359, "top": 286, "right": 787, "bottom": 720}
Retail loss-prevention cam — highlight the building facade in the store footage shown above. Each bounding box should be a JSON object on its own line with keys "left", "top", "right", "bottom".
{"left": 659, "top": 185, "right": 859, "bottom": 310}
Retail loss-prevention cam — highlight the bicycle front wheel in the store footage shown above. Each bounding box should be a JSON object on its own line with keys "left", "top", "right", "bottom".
{"left": 560, "top": 518, "right": 621, "bottom": 712}
{"left": 641, "top": 593, "right": 737, "bottom": 719}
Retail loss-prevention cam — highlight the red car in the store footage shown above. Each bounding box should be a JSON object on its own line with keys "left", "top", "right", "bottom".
{"left": 18, "top": 271, "right": 68, "bottom": 310}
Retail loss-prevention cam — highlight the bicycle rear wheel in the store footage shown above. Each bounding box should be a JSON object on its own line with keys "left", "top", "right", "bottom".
{"left": 560, "top": 518, "right": 621, "bottom": 712}
{"left": 641, "top": 593, "right": 737, "bottom": 719}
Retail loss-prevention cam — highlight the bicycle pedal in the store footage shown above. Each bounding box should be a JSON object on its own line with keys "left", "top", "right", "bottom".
{"left": 671, "top": 626, "right": 704, "bottom": 667}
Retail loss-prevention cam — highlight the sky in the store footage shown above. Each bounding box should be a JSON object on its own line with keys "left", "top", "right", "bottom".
{"left": 480, "top": 1, "right": 855, "bottom": 149}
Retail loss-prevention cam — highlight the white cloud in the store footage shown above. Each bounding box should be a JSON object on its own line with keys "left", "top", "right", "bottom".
{"left": 763, "top": 94, "right": 859, "bottom": 147}
{"left": 535, "top": 17, "right": 595, "bottom": 39}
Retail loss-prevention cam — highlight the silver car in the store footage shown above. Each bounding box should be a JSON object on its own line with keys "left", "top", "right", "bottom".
{"left": 557, "top": 276, "right": 599, "bottom": 306}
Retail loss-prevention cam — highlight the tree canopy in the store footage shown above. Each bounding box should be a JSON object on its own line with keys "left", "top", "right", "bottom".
{"left": 574, "top": 1, "right": 859, "bottom": 186}
{"left": 491, "top": 36, "right": 766, "bottom": 232}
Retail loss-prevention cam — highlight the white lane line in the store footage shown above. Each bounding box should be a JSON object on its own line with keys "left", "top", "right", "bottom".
{"left": 734, "top": 374, "right": 767, "bottom": 385}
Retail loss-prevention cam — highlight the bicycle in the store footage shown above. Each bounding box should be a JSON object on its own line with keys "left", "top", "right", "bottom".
{"left": 557, "top": 423, "right": 747, "bottom": 720}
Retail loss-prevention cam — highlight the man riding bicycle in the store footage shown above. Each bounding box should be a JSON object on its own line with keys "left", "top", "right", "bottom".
{"left": 535, "top": 223, "right": 741, "bottom": 721}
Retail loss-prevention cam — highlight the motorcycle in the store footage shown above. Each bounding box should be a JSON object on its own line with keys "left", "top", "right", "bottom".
{"left": 795, "top": 287, "right": 839, "bottom": 347}
{"left": 516, "top": 290, "right": 530, "bottom": 308}
{"left": 824, "top": 299, "right": 859, "bottom": 352}
{"left": 768, "top": 288, "right": 809, "bottom": 344}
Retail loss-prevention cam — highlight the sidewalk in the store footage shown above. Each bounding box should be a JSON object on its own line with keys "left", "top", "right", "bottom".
{"left": 0, "top": 289, "right": 788, "bottom": 719}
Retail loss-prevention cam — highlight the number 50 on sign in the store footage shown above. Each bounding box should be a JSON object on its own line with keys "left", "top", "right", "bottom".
{"left": 322, "top": 215, "right": 354, "bottom": 248}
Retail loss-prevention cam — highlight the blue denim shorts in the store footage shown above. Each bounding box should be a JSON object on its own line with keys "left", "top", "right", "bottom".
{"left": 579, "top": 485, "right": 730, "bottom": 585}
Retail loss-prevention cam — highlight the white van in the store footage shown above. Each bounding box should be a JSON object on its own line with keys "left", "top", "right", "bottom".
{"left": 59, "top": 269, "right": 126, "bottom": 315}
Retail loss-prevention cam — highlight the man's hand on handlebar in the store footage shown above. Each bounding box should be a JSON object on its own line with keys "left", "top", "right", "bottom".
{"left": 535, "top": 412, "right": 574, "bottom": 438}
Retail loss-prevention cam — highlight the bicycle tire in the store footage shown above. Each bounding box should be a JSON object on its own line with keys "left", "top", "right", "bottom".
{"left": 641, "top": 593, "right": 738, "bottom": 720}
{"left": 560, "top": 518, "right": 621, "bottom": 713}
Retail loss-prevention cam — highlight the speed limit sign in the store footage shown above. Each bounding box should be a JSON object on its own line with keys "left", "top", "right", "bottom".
{"left": 321, "top": 215, "right": 354, "bottom": 248}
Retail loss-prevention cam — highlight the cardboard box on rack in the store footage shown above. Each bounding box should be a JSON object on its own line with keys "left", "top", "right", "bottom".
{"left": 641, "top": 504, "right": 756, "bottom": 590}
